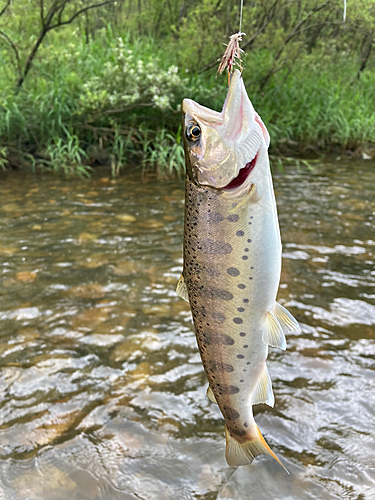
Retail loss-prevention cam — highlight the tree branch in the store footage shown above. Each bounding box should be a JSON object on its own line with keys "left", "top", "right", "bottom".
{"left": 16, "top": 0, "right": 116, "bottom": 88}
{"left": 0, "top": 30, "right": 22, "bottom": 79}
{"left": 0, "top": 0, "right": 11, "bottom": 18}
{"left": 49, "top": 0, "right": 114, "bottom": 30}
{"left": 57, "top": 0, "right": 71, "bottom": 27}
{"left": 40, "top": 0, "right": 45, "bottom": 25}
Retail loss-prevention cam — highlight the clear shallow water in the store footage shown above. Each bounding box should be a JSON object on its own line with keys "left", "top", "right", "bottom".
{"left": 0, "top": 161, "right": 374, "bottom": 500}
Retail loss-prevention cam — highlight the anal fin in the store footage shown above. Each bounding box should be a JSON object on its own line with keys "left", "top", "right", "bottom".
{"left": 263, "top": 311, "right": 286, "bottom": 350}
{"left": 206, "top": 385, "right": 218, "bottom": 404}
{"left": 252, "top": 364, "right": 274, "bottom": 407}
{"left": 273, "top": 302, "right": 300, "bottom": 333}
{"left": 176, "top": 274, "right": 189, "bottom": 302}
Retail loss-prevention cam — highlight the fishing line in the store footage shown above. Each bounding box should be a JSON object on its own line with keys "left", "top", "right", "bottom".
{"left": 218, "top": 0, "right": 245, "bottom": 76}
{"left": 239, "top": 0, "right": 244, "bottom": 33}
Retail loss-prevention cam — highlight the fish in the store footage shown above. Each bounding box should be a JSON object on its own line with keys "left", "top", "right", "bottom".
{"left": 176, "top": 69, "right": 300, "bottom": 470}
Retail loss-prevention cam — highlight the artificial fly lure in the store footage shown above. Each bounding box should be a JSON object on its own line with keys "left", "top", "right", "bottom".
{"left": 217, "top": 32, "right": 246, "bottom": 78}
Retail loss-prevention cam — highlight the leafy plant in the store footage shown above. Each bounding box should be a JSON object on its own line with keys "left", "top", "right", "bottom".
{"left": 0, "top": 147, "right": 9, "bottom": 170}
{"left": 142, "top": 127, "right": 185, "bottom": 179}
{"left": 41, "top": 133, "right": 92, "bottom": 177}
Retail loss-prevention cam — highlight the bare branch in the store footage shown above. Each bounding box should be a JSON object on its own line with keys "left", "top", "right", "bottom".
{"left": 284, "top": 1, "right": 329, "bottom": 46}
{"left": 273, "top": 1, "right": 330, "bottom": 63}
{"left": 0, "top": 0, "right": 11, "bottom": 18}
{"left": 241, "top": 0, "right": 280, "bottom": 51}
{"left": 0, "top": 0, "right": 10, "bottom": 18}
{"left": 57, "top": 0, "right": 71, "bottom": 27}
{"left": 16, "top": 0, "right": 116, "bottom": 88}
{"left": 0, "top": 29, "right": 22, "bottom": 79}
{"left": 40, "top": 0, "right": 45, "bottom": 25}
{"left": 49, "top": 0, "right": 114, "bottom": 30}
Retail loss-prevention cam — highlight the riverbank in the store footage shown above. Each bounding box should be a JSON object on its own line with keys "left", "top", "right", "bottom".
{"left": 1, "top": 31, "right": 375, "bottom": 177}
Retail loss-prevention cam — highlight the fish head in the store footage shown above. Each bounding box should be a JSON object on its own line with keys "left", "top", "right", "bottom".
{"left": 182, "top": 69, "right": 269, "bottom": 191}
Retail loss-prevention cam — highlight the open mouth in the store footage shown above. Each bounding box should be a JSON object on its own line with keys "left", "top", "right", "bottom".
{"left": 222, "top": 155, "right": 257, "bottom": 190}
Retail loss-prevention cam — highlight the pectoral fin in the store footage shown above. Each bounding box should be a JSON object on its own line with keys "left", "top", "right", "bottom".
{"left": 252, "top": 364, "right": 274, "bottom": 407}
{"left": 206, "top": 385, "right": 218, "bottom": 404}
{"left": 273, "top": 302, "right": 300, "bottom": 333}
{"left": 176, "top": 274, "right": 189, "bottom": 302}
{"left": 263, "top": 312, "right": 286, "bottom": 350}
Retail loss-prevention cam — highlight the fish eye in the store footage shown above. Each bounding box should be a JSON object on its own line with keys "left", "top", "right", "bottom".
{"left": 186, "top": 124, "right": 201, "bottom": 141}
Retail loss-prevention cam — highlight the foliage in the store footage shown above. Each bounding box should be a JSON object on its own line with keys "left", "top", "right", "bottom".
{"left": 79, "top": 36, "right": 186, "bottom": 118}
{"left": 141, "top": 127, "right": 185, "bottom": 179}
{"left": 41, "top": 133, "right": 92, "bottom": 177}
{"left": 0, "top": 0, "right": 375, "bottom": 176}
{"left": 0, "top": 147, "right": 9, "bottom": 170}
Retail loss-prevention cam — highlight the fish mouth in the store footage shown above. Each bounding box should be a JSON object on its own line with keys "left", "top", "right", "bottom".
{"left": 222, "top": 155, "right": 257, "bottom": 190}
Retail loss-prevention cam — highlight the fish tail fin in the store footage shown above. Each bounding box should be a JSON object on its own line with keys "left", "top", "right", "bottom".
{"left": 225, "top": 425, "right": 289, "bottom": 473}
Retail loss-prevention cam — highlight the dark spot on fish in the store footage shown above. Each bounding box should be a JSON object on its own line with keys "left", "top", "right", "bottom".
{"left": 233, "top": 317, "right": 243, "bottom": 324}
{"left": 247, "top": 239, "right": 251, "bottom": 243}
{"left": 204, "top": 333, "right": 234, "bottom": 345}
{"left": 227, "top": 267, "right": 240, "bottom": 277}
{"left": 239, "top": 332, "right": 246, "bottom": 337}
{"left": 238, "top": 284, "right": 246, "bottom": 289}
{"left": 246, "top": 362, "right": 251, "bottom": 365}
{"left": 242, "top": 256, "right": 248, "bottom": 260}
{"left": 244, "top": 248, "right": 249, "bottom": 252}
{"left": 202, "top": 239, "right": 233, "bottom": 255}
{"left": 243, "top": 345, "right": 248, "bottom": 348}
{"left": 230, "top": 428, "right": 247, "bottom": 437}
{"left": 207, "top": 212, "right": 224, "bottom": 224}
{"left": 237, "top": 307, "right": 244, "bottom": 312}
{"left": 209, "top": 361, "right": 234, "bottom": 373}
{"left": 244, "top": 421, "right": 248, "bottom": 428}
{"left": 243, "top": 299, "right": 249, "bottom": 303}
{"left": 212, "top": 312, "right": 226, "bottom": 322}
{"left": 236, "top": 230, "right": 244, "bottom": 237}
{"left": 203, "top": 288, "right": 234, "bottom": 301}
{"left": 227, "top": 214, "right": 239, "bottom": 222}
{"left": 220, "top": 385, "right": 240, "bottom": 394}
{"left": 240, "top": 379, "right": 244, "bottom": 383}
{"left": 223, "top": 407, "right": 240, "bottom": 420}
{"left": 237, "top": 354, "right": 244, "bottom": 359}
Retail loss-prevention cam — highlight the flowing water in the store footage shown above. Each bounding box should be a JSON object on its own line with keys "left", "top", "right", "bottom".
{"left": 0, "top": 160, "right": 374, "bottom": 500}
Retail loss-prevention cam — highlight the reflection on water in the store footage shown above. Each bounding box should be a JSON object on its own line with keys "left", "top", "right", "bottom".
{"left": 0, "top": 161, "right": 374, "bottom": 500}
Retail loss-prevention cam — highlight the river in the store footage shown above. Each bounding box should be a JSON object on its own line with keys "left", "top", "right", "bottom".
{"left": 0, "top": 159, "right": 374, "bottom": 500}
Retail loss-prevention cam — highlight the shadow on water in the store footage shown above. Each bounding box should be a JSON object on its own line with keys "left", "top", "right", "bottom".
{"left": 0, "top": 160, "right": 374, "bottom": 500}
